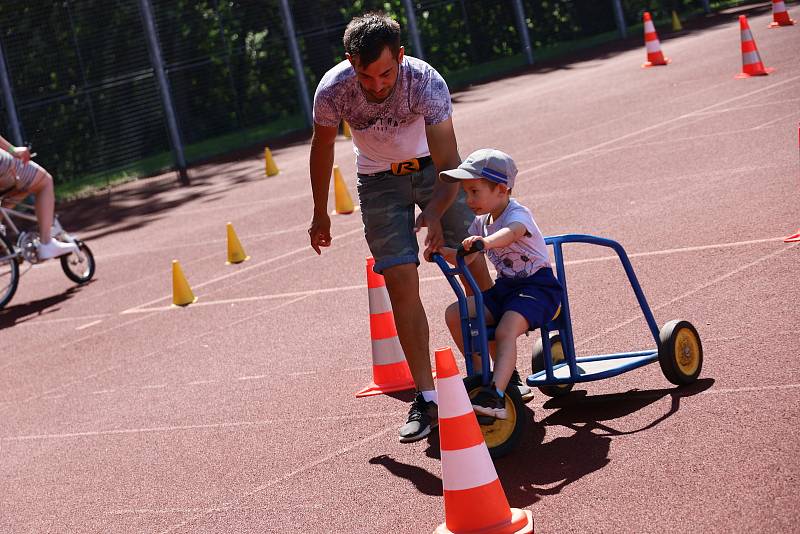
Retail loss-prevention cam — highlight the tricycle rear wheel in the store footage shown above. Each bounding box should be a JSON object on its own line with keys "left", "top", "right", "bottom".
{"left": 531, "top": 332, "right": 574, "bottom": 397}
{"left": 658, "top": 320, "right": 703, "bottom": 385}
{"left": 463, "top": 374, "right": 526, "bottom": 459}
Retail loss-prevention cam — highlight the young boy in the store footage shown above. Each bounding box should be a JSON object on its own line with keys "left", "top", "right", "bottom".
{"left": 426, "top": 148, "right": 562, "bottom": 421}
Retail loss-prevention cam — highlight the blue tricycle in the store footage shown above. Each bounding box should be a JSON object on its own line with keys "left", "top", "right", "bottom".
{"left": 432, "top": 234, "right": 703, "bottom": 458}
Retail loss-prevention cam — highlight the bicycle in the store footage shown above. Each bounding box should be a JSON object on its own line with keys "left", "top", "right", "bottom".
{"left": 0, "top": 200, "right": 95, "bottom": 309}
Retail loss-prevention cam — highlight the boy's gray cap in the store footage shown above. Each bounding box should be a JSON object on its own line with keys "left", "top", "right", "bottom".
{"left": 440, "top": 148, "right": 518, "bottom": 189}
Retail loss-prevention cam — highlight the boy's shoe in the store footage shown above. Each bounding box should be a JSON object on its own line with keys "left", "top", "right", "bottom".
{"left": 471, "top": 386, "right": 507, "bottom": 421}
{"left": 399, "top": 392, "right": 438, "bottom": 443}
{"left": 37, "top": 239, "right": 79, "bottom": 260}
{"left": 510, "top": 369, "right": 534, "bottom": 403}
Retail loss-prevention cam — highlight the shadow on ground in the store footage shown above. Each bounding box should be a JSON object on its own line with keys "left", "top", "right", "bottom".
{"left": 367, "top": 378, "right": 714, "bottom": 505}
{"left": 0, "top": 284, "right": 89, "bottom": 329}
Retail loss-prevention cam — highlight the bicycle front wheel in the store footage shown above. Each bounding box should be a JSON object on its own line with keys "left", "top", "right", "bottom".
{"left": 0, "top": 232, "right": 19, "bottom": 308}
{"left": 60, "top": 240, "right": 95, "bottom": 284}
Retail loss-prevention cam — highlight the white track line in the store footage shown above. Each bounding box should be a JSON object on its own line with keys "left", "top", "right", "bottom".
{"left": 575, "top": 244, "right": 796, "bottom": 348}
{"left": 120, "top": 227, "right": 364, "bottom": 314}
{"left": 516, "top": 74, "right": 800, "bottom": 178}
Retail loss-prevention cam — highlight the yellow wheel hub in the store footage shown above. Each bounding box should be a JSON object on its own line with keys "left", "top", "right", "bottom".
{"left": 674, "top": 328, "right": 701, "bottom": 376}
{"left": 468, "top": 388, "right": 517, "bottom": 448}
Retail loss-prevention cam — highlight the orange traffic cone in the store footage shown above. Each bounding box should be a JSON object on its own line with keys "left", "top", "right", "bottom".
{"left": 434, "top": 347, "right": 533, "bottom": 534}
{"left": 342, "top": 120, "right": 352, "bottom": 138}
{"left": 784, "top": 230, "right": 800, "bottom": 243}
{"left": 768, "top": 0, "right": 795, "bottom": 28}
{"left": 642, "top": 11, "right": 670, "bottom": 67}
{"left": 355, "top": 257, "right": 417, "bottom": 397}
{"left": 736, "top": 15, "right": 775, "bottom": 78}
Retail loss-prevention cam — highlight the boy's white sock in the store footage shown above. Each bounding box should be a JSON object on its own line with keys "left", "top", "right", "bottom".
{"left": 421, "top": 390, "right": 437, "bottom": 404}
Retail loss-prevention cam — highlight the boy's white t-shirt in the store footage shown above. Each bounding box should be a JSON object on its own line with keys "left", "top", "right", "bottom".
{"left": 312, "top": 56, "right": 452, "bottom": 174}
{"left": 468, "top": 198, "right": 550, "bottom": 279}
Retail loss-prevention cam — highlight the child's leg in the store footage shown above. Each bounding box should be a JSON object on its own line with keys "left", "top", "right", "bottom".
{"left": 492, "top": 310, "right": 529, "bottom": 392}
{"left": 445, "top": 296, "right": 495, "bottom": 370}
{"left": 30, "top": 170, "right": 55, "bottom": 243}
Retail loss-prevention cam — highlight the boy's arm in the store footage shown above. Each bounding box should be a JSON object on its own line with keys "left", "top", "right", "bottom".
{"left": 465, "top": 222, "right": 527, "bottom": 251}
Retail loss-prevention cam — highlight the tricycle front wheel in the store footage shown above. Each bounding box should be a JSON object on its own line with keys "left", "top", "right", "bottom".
{"left": 463, "top": 374, "right": 526, "bottom": 459}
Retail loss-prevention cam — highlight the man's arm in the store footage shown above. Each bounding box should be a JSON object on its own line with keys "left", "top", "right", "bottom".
{"left": 308, "top": 122, "right": 339, "bottom": 254}
{"left": 415, "top": 117, "right": 461, "bottom": 249}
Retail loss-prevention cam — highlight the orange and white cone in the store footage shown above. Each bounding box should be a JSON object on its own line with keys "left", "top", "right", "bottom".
{"left": 736, "top": 15, "right": 775, "bottom": 78}
{"left": 642, "top": 11, "right": 670, "bottom": 67}
{"left": 434, "top": 347, "right": 533, "bottom": 534}
{"left": 768, "top": 0, "right": 795, "bottom": 28}
{"left": 784, "top": 230, "right": 800, "bottom": 243}
{"left": 355, "top": 257, "right": 418, "bottom": 397}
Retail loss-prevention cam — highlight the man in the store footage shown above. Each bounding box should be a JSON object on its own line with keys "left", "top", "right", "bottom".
{"left": 307, "top": 12, "right": 498, "bottom": 443}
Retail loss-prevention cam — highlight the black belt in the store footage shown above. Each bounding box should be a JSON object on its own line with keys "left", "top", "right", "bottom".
{"left": 360, "top": 156, "right": 433, "bottom": 177}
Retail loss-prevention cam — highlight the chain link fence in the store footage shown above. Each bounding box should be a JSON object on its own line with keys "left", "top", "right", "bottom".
{"left": 0, "top": 0, "right": 723, "bottom": 190}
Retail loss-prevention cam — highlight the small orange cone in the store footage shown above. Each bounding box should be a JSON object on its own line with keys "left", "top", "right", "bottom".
{"left": 342, "top": 120, "right": 352, "bottom": 138}
{"left": 226, "top": 222, "right": 250, "bottom": 264}
{"left": 264, "top": 147, "right": 279, "bottom": 176}
{"left": 784, "top": 230, "right": 800, "bottom": 243}
{"left": 172, "top": 260, "right": 197, "bottom": 306}
{"left": 356, "top": 257, "right": 418, "bottom": 397}
{"left": 434, "top": 347, "right": 533, "bottom": 534}
{"left": 768, "top": 0, "right": 795, "bottom": 28}
{"left": 642, "top": 12, "right": 670, "bottom": 67}
{"left": 736, "top": 15, "right": 775, "bottom": 78}
{"left": 332, "top": 165, "right": 354, "bottom": 215}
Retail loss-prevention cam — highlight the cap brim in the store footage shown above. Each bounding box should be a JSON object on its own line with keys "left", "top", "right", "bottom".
{"left": 439, "top": 168, "right": 482, "bottom": 182}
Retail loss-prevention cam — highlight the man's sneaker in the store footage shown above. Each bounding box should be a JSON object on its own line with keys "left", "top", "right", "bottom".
{"left": 510, "top": 369, "right": 534, "bottom": 403}
{"left": 37, "top": 239, "right": 78, "bottom": 260}
{"left": 399, "top": 392, "right": 438, "bottom": 443}
{"left": 471, "top": 386, "right": 507, "bottom": 421}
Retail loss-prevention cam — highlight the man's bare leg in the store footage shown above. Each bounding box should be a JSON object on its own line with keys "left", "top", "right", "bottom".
{"left": 382, "top": 263, "right": 433, "bottom": 391}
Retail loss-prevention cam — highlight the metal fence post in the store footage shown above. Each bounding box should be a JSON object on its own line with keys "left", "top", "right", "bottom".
{"left": 612, "top": 0, "right": 627, "bottom": 40}
{"left": 401, "top": 0, "right": 425, "bottom": 61}
{"left": 511, "top": 0, "right": 534, "bottom": 65}
{"left": 138, "top": 0, "right": 189, "bottom": 185}
{"left": 0, "top": 39, "right": 23, "bottom": 146}
{"left": 278, "top": 0, "right": 313, "bottom": 128}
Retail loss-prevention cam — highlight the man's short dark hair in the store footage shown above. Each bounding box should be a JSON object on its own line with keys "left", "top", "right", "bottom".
{"left": 343, "top": 12, "right": 401, "bottom": 68}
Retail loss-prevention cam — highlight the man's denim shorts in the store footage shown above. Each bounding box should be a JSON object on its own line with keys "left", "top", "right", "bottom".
{"left": 357, "top": 161, "right": 474, "bottom": 274}
{"left": 482, "top": 268, "right": 563, "bottom": 330}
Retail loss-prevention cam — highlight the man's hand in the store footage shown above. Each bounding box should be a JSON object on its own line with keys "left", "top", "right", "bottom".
{"left": 414, "top": 208, "right": 444, "bottom": 251}
{"left": 308, "top": 213, "right": 332, "bottom": 254}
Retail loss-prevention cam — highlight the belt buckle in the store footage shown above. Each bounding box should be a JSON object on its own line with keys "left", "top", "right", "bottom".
{"left": 391, "top": 158, "right": 421, "bottom": 176}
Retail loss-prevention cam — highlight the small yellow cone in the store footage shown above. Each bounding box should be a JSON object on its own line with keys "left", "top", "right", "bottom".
{"left": 172, "top": 260, "right": 197, "bottom": 306}
{"left": 342, "top": 121, "right": 352, "bottom": 138}
{"left": 672, "top": 11, "right": 683, "bottom": 31}
{"left": 264, "top": 147, "right": 279, "bottom": 177}
{"left": 332, "top": 165, "right": 354, "bottom": 215}
{"left": 226, "top": 222, "right": 250, "bottom": 264}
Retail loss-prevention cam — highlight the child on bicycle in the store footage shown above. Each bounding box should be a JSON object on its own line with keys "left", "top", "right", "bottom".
{"left": 424, "top": 148, "right": 562, "bottom": 421}
{"left": 0, "top": 134, "right": 77, "bottom": 259}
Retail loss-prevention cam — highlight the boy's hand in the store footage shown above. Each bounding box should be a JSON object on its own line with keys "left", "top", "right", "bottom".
{"left": 10, "top": 146, "right": 31, "bottom": 164}
{"left": 462, "top": 235, "right": 486, "bottom": 251}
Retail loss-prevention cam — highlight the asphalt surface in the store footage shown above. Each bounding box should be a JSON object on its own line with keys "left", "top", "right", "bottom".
{"left": 2, "top": 6, "right": 799, "bottom": 534}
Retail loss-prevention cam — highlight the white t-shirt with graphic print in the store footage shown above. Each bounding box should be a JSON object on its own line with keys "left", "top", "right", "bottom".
{"left": 468, "top": 198, "right": 551, "bottom": 279}
{"left": 313, "top": 55, "right": 452, "bottom": 175}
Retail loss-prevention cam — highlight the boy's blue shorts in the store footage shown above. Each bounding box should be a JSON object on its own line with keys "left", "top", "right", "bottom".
{"left": 482, "top": 268, "right": 563, "bottom": 330}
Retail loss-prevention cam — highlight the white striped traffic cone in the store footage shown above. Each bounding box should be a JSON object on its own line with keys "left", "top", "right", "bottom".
{"left": 355, "top": 257, "right": 418, "bottom": 397}
{"left": 768, "top": 0, "right": 795, "bottom": 28}
{"left": 736, "top": 15, "right": 774, "bottom": 78}
{"left": 433, "top": 347, "right": 533, "bottom": 534}
{"left": 642, "top": 11, "right": 670, "bottom": 68}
